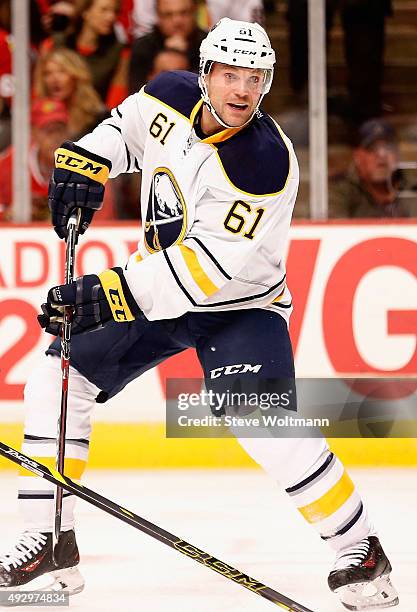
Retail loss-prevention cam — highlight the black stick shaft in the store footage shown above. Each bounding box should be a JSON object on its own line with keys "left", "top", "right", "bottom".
{"left": 55, "top": 213, "right": 78, "bottom": 541}
{"left": 0, "top": 441, "right": 315, "bottom": 612}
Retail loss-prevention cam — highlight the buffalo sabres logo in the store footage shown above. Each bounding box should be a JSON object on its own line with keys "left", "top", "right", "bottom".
{"left": 144, "top": 168, "right": 187, "bottom": 252}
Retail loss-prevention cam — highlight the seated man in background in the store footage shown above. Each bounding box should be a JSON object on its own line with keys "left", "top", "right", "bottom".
{"left": 329, "top": 118, "right": 409, "bottom": 218}
{"left": 147, "top": 47, "right": 190, "bottom": 79}
{"left": 128, "top": 0, "right": 206, "bottom": 93}
{"left": 127, "top": 0, "right": 264, "bottom": 39}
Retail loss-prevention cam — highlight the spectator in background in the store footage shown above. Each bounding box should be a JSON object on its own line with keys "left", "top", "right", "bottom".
{"left": 127, "top": 0, "right": 263, "bottom": 40}
{"left": 147, "top": 47, "right": 190, "bottom": 78}
{"left": 329, "top": 118, "right": 409, "bottom": 218}
{"left": 126, "top": 0, "right": 204, "bottom": 39}
{"left": 45, "top": 0, "right": 129, "bottom": 108}
{"left": 0, "top": 97, "right": 116, "bottom": 221}
{"left": 0, "top": 99, "right": 70, "bottom": 221}
{"left": 40, "top": 1, "right": 75, "bottom": 38}
{"left": 128, "top": 0, "right": 206, "bottom": 94}
{"left": 33, "top": 48, "right": 106, "bottom": 138}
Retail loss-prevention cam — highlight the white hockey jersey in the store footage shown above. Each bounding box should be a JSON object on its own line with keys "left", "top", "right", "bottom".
{"left": 77, "top": 71, "right": 299, "bottom": 323}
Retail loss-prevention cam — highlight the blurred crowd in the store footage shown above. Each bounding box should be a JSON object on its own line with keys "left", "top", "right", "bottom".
{"left": 0, "top": 0, "right": 415, "bottom": 221}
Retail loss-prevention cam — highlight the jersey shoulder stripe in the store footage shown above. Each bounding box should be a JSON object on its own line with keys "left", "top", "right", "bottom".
{"left": 213, "top": 114, "right": 291, "bottom": 197}
{"left": 144, "top": 70, "right": 201, "bottom": 120}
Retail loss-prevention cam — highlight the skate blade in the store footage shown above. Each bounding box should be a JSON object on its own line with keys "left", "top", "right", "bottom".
{"left": 0, "top": 567, "right": 84, "bottom": 606}
{"left": 335, "top": 574, "right": 399, "bottom": 611}
{"left": 49, "top": 566, "right": 85, "bottom": 595}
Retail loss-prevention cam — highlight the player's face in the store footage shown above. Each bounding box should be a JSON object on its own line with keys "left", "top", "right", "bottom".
{"left": 354, "top": 140, "right": 398, "bottom": 184}
{"left": 206, "top": 63, "right": 263, "bottom": 129}
{"left": 43, "top": 59, "right": 75, "bottom": 102}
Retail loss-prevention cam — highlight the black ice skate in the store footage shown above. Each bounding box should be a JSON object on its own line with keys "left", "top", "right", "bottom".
{"left": 328, "top": 536, "right": 399, "bottom": 610}
{"left": 0, "top": 530, "right": 84, "bottom": 597}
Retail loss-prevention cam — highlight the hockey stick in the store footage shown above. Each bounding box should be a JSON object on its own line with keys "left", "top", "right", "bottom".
{"left": 0, "top": 442, "right": 315, "bottom": 612}
{"left": 54, "top": 212, "right": 79, "bottom": 544}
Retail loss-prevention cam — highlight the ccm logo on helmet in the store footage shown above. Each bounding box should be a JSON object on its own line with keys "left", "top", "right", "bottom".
{"left": 234, "top": 49, "right": 256, "bottom": 55}
{"left": 210, "top": 363, "right": 263, "bottom": 378}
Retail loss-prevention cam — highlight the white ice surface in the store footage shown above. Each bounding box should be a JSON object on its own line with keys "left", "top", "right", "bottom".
{"left": 0, "top": 468, "right": 416, "bottom": 612}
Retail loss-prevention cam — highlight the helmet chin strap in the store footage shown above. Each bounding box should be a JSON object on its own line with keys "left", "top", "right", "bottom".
{"left": 203, "top": 99, "right": 259, "bottom": 130}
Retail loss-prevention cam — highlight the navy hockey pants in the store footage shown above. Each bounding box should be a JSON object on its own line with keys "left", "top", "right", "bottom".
{"left": 47, "top": 309, "right": 295, "bottom": 405}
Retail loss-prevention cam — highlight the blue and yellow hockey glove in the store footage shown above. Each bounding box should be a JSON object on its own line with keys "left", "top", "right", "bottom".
{"left": 49, "top": 141, "right": 112, "bottom": 239}
{"left": 38, "top": 267, "right": 141, "bottom": 335}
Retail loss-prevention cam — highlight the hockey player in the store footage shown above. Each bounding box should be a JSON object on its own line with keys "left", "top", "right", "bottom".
{"left": 0, "top": 19, "right": 398, "bottom": 610}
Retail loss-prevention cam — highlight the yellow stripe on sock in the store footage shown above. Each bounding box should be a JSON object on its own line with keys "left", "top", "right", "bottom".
{"left": 19, "top": 457, "right": 86, "bottom": 480}
{"left": 179, "top": 245, "right": 219, "bottom": 297}
{"left": 298, "top": 471, "right": 355, "bottom": 523}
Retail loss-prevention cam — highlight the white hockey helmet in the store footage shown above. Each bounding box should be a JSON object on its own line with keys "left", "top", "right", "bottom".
{"left": 199, "top": 18, "right": 276, "bottom": 128}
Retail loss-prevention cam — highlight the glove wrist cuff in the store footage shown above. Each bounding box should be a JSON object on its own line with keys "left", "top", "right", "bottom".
{"left": 98, "top": 267, "right": 141, "bottom": 323}
{"left": 54, "top": 141, "right": 112, "bottom": 185}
